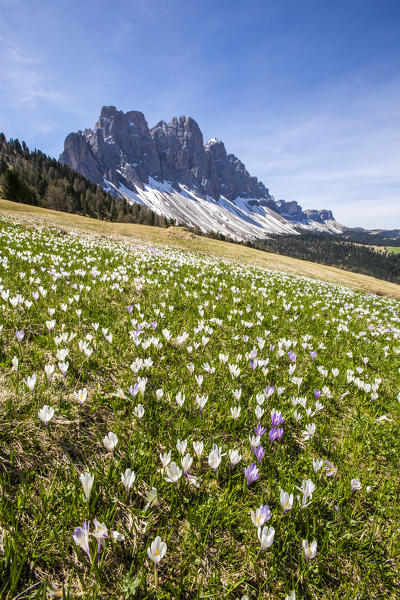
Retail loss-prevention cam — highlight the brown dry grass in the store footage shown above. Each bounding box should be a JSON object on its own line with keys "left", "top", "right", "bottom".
{"left": 1, "top": 198, "right": 399, "bottom": 299}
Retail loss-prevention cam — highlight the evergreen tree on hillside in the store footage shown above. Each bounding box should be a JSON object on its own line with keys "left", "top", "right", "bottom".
{"left": 2, "top": 168, "right": 39, "bottom": 206}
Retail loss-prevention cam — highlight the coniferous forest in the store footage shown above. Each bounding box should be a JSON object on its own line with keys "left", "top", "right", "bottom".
{"left": 0, "top": 134, "right": 399, "bottom": 284}
{"left": 0, "top": 135, "right": 172, "bottom": 227}
{"left": 247, "top": 234, "right": 400, "bottom": 284}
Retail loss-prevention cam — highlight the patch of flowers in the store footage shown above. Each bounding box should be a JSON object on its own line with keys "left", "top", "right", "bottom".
{"left": 0, "top": 214, "right": 399, "bottom": 599}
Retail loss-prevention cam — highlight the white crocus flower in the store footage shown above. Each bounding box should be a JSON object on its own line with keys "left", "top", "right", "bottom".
{"left": 92, "top": 519, "right": 108, "bottom": 542}
{"left": 176, "top": 392, "right": 185, "bottom": 407}
{"left": 192, "top": 441, "right": 204, "bottom": 459}
{"left": 58, "top": 361, "right": 69, "bottom": 377}
{"left": 196, "top": 394, "right": 208, "bottom": 411}
{"left": 313, "top": 458, "right": 324, "bottom": 473}
{"left": 113, "top": 388, "right": 127, "bottom": 399}
{"left": 165, "top": 462, "right": 182, "bottom": 483}
{"left": 255, "top": 405, "right": 264, "bottom": 421}
{"left": 302, "top": 539, "right": 317, "bottom": 560}
{"left": 12, "top": 356, "right": 19, "bottom": 372}
{"left": 44, "top": 364, "right": 55, "bottom": 382}
{"left": 112, "top": 530, "right": 125, "bottom": 542}
{"left": 24, "top": 373, "right": 37, "bottom": 391}
{"left": 176, "top": 439, "right": 187, "bottom": 455}
{"left": 121, "top": 468, "right": 136, "bottom": 492}
{"left": 181, "top": 453, "right": 193, "bottom": 473}
{"left": 229, "top": 364, "right": 241, "bottom": 379}
{"left": 134, "top": 404, "right": 145, "bottom": 419}
{"left": 144, "top": 487, "right": 158, "bottom": 511}
{"left": 250, "top": 506, "right": 269, "bottom": 528}
{"left": 230, "top": 406, "right": 241, "bottom": 419}
{"left": 351, "top": 478, "right": 362, "bottom": 491}
{"left": 293, "top": 409, "right": 302, "bottom": 422}
{"left": 160, "top": 451, "right": 172, "bottom": 469}
{"left": 56, "top": 348, "right": 69, "bottom": 362}
{"left": 73, "top": 522, "right": 90, "bottom": 556}
{"left": 228, "top": 449, "right": 242, "bottom": 466}
{"left": 297, "top": 479, "right": 315, "bottom": 505}
{"left": 147, "top": 536, "right": 167, "bottom": 564}
{"left": 38, "top": 405, "right": 55, "bottom": 426}
{"left": 103, "top": 432, "right": 118, "bottom": 452}
{"left": 74, "top": 388, "right": 87, "bottom": 405}
{"left": 249, "top": 435, "right": 261, "bottom": 448}
{"left": 208, "top": 445, "right": 223, "bottom": 471}
{"left": 195, "top": 374, "right": 203, "bottom": 388}
{"left": 232, "top": 388, "right": 242, "bottom": 401}
{"left": 303, "top": 423, "right": 316, "bottom": 440}
{"left": 280, "top": 489, "right": 294, "bottom": 511}
{"left": 258, "top": 526, "right": 275, "bottom": 550}
{"left": 80, "top": 471, "right": 94, "bottom": 501}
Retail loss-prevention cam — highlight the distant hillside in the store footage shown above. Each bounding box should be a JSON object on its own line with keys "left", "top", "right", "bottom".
{"left": 249, "top": 233, "right": 400, "bottom": 284}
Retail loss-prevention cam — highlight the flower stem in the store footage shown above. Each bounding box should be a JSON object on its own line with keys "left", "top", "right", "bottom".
{"left": 154, "top": 563, "right": 158, "bottom": 588}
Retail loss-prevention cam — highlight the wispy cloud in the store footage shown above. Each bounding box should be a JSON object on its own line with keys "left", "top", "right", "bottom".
{"left": 0, "top": 35, "right": 66, "bottom": 108}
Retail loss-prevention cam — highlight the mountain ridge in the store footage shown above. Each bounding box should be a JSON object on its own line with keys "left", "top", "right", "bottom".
{"left": 60, "top": 105, "right": 343, "bottom": 240}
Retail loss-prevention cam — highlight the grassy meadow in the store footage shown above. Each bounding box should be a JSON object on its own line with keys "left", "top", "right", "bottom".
{"left": 0, "top": 207, "right": 400, "bottom": 599}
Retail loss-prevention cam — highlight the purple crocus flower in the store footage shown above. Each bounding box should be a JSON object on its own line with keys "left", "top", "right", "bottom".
{"left": 269, "top": 428, "right": 278, "bottom": 443}
{"left": 310, "top": 351, "right": 317, "bottom": 361}
{"left": 150, "top": 321, "right": 157, "bottom": 330}
{"left": 254, "top": 444, "right": 265, "bottom": 464}
{"left": 249, "top": 359, "right": 257, "bottom": 370}
{"left": 269, "top": 427, "right": 284, "bottom": 443}
{"left": 128, "top": 383, "right": 140, "bottom": 398}
{"left": 269, "top": 344, "right": 275, "bottom": 351}
{"left": 314, "top": 389, "right": 322, "bottom": 400}
{"left": 126, "top": 305, "right": 133, "bottom": 315}
{"left": 265, "top": 385, "right": 275, "bottom": 398}
{"left": 244, "top": 463, "right": 260, "bottom": 486}
{"left": 271, "top": 410, "right": 285, "bottom": 426}
{"left": 288, "top": 350, "right": 297, "bottom": 362}
{"left": 259, "top": 504, "right": 271, "bottom": 522}
{"left": 72, "top": 521, "right": 90, "bottom": 557}
{"left": 243, "top": 335, "right": 249, "bottom": 343}
{"left": 254, "top": 424, "right": 267, "bottom": 437}
{"left": 16, "top": 330, "right": 24, "bottom": 342}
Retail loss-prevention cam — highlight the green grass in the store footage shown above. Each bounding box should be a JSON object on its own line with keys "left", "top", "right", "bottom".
{"left": 0, "top": 213, "right": 399, "bottom": 599}
{"left": 386, "top": 246, "right": 400, "bottom": 255}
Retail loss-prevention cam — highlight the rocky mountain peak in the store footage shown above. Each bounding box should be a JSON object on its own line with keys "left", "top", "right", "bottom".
{"left": 60, "top": 106, "right": 343, "bottom": 239}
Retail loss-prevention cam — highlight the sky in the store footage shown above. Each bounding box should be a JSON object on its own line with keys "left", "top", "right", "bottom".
{"left": 1, "top": 0, "right": 399, "bottom": 229}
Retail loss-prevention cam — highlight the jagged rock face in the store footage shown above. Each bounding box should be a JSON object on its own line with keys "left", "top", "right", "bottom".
{"left": 276, "top": 200, "right": 307, "bottom": 222}
{"left": 60, "top": 106, "right": 271, "bottom": 202}
{"left": 61, "top": 132, "right": 103, "bottom": 185}
{"left": 60, "top": 105, "right": 343, "bottom": 238}
{"left": 150, "top": 116, "right": 208, "bottom": 191}
{"left": 304, "top": 209, "right": 335, "bottom": 224}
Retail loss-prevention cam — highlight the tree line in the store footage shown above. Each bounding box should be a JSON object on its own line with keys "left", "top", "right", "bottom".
{"left": 248, "top": 233, "right": 400, "bottom": 283}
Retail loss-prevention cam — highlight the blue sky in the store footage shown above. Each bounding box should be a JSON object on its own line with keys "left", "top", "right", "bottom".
{"left": 1, "top": 0, "right": 399, "bottom": 229}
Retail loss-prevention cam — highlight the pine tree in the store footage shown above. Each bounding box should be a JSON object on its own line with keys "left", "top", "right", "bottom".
{"left": 2, "top": 168, "right": 38, "bottom": 205}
